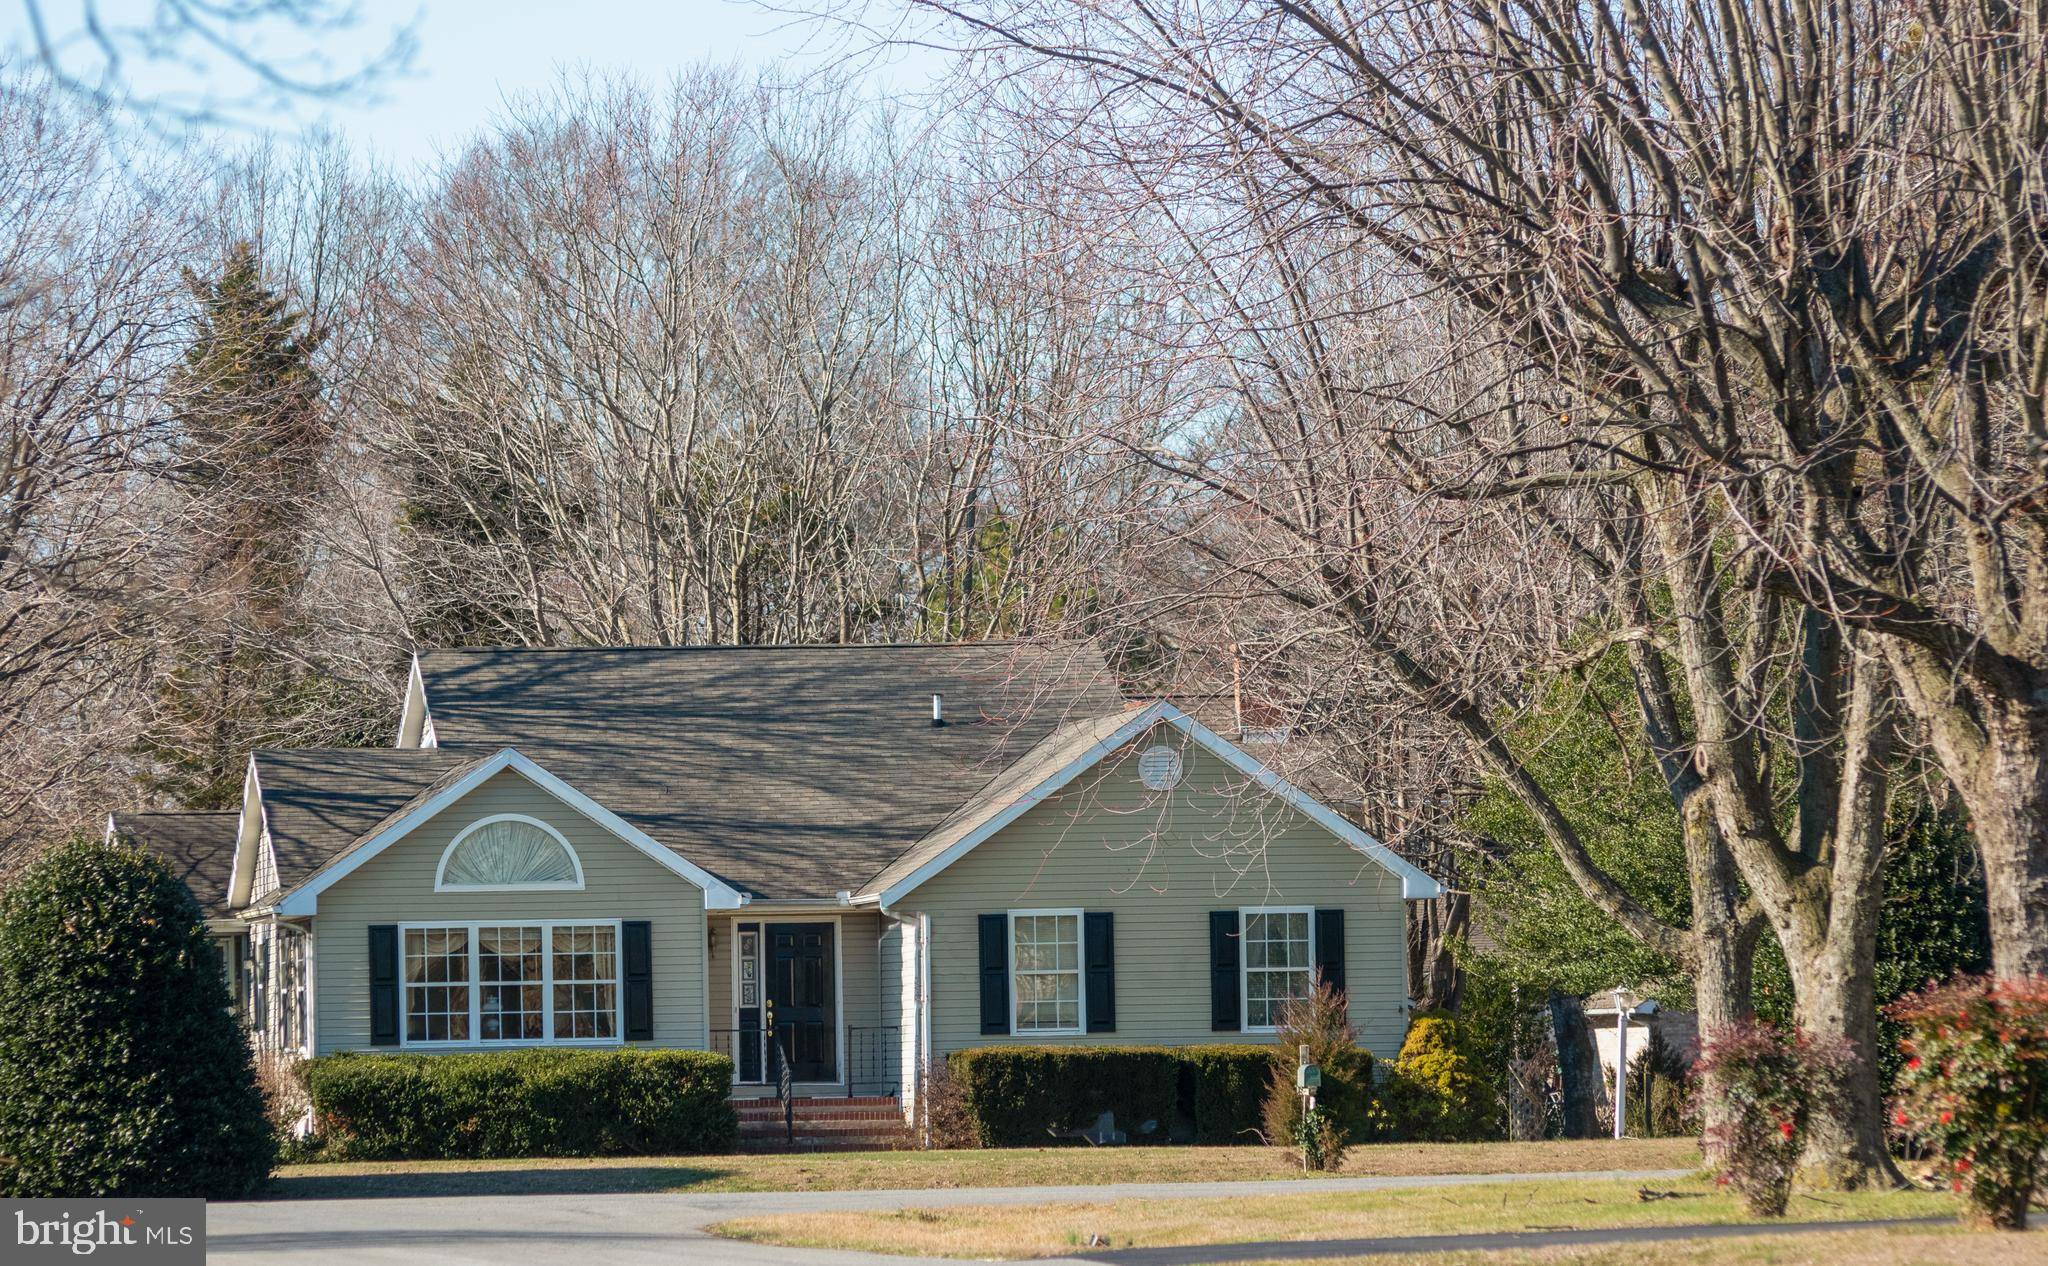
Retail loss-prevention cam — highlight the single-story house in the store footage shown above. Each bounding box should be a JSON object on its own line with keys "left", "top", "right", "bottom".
{"left": 108, "top": 643, "right": 1439, "bottom": 1119}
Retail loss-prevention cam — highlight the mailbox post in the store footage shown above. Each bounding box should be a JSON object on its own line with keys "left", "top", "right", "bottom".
{"left": 1294, "top": 1044, "right": 1322, "bottom": 1172}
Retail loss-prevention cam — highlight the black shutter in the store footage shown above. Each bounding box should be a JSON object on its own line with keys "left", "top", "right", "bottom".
{"left": 623, "top": 920, "right": 653, "bottom": 1041}
{"left": 368, "top": 925, "right": 399, "bottom": 1046}
{"left": 1209, "top": 910, "right": 1241, "bottom": 1031}
{"left": 978, "top": 913, "right": 1010, "bottom": 1035}
{"left": 1084, "top": 912, "right": 1116, "bottom": 1033}
{"left": 1315, "top": 909, "right": 1346, "bottom": 996}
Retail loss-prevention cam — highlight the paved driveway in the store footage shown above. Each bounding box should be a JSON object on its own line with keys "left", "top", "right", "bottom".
{"left": 209, "top": 1168, "right": 1692, "bottom": 1265}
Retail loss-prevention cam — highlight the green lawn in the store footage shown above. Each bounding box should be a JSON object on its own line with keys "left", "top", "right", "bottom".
{"left": 265, "top": 1137, "right": 1698, "bottom": 1199}
{"left": 709, "top": 1176, "right": 1956, "bottom": 1259}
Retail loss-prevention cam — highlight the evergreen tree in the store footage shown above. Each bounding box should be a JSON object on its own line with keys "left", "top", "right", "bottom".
{"left": 0, "top": 837, "right": 275, "bottom": 1197}
{"left": 391, "top": 346, "right": 554, "bottom": 647}
{"left": 137, "top": 242, "right": 332, "bottom": 808}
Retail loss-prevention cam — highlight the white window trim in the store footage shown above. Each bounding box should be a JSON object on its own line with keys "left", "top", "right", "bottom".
{"left": 1238, "top": 906, "right": 1315, "bottom": 1035}
{"left": 433, "top": 814, "right": 586, "bottom": 892}
{"left": 397, "top": 918, "right": 624, "bottom": 1049}
{"left": 1007, "top": 908, "right": 1086, "bottom": 1037}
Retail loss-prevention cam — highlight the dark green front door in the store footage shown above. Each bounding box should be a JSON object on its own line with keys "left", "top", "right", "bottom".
{"left": 767, "top": 922, "right": 836, "bottom": 1082}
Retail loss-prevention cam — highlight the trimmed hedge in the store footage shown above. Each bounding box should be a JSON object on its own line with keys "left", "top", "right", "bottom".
{"left": 947, "top": 1044, "right": 1278, "bottom": 1146}
{"left": 301, "top": 1048, "right": 737, "bottom": 1159}
{"left": 1179, "top": 1045, "right": 1277, "bottom": 1144}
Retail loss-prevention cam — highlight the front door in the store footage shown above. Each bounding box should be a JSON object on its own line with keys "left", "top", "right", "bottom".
{"left": 767, "top": 923, "right": 836, "bottom": 1083}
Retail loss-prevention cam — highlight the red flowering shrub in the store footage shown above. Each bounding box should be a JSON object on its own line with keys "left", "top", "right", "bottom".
{"left": 1889, "top": 975, "right": 2048, "bottom": 1230}
{"left": 1691, "top": 1019, "right": 1853, "bottom": 1217}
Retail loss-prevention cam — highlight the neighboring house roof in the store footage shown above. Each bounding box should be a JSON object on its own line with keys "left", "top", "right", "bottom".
{"left": 861, "top": 700, "right": 1444, "bottom": 905}
{"left": 399, "top": 643, "right": 1127, "bottom": 900}
{"left": 108, "top": 811, "right": 241, "bottom": 921}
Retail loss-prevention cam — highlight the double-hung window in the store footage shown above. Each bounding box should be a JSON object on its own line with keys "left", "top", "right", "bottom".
{"left": 402, "top": 920, "right": 620, "bottom": 1046}
{"left": 1241, "top": 908, "right": 1313, "bottom": 1031}
{"left": 1009, "top": 909, "right": 1083, "bottom": 1034}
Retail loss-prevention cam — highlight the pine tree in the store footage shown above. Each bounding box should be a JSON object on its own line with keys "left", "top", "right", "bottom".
{"left": 391, "top": 345, "right": 553, "bottom": 647}
{"left": 138, "top": 243, "right": 332, "bottom": 808}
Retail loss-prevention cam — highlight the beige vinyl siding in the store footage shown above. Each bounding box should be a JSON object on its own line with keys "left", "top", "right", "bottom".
{"left": 311, "top": 768, "right": 707, "bottom": 1055}
{"left": 253, "top": 833, "right": 279, "bottom": 901}
{"left": 898, "top": 741, "right": 1411, "bottom": 1060}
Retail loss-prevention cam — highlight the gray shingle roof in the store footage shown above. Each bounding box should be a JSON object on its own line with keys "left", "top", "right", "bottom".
{"left": 109, "top": 811, "right": 240, "bottom": 920}
{"left": 252, "top": 748, "right": 477, "bottom": 892}
{"left": 411, "top": 643, "right": 1125, "bottom": 899}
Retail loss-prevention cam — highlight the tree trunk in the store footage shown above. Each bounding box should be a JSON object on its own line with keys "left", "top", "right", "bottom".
{"left": 1785, "top": 928, "right": 1903, "bottom": 1187}
{"left": 1549, "top": 992, "right": 1600, "bottom": 1139}
{"left": 1688, "top": 912, "right": 1756, "bottom": 1168}
{"left": 1971, "top": 704, "right": 2048, "bottom": 979}
{"left": 1406, "top": 889, "right": 1467, "bottom": 1013}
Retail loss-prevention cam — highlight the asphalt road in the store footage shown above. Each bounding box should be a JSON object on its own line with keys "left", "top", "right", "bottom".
{"left": 207, "top": 1168, "right": 1693, "bottom": 1265}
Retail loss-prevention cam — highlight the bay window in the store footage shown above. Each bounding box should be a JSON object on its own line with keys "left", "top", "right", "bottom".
{"left": 402, "top": 921, "right": 619, "bottom": 1046}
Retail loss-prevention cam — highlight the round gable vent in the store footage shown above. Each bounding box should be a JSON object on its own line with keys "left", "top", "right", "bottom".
{"left": 1138, "top": 744, "right": 1184, "bottom": 791}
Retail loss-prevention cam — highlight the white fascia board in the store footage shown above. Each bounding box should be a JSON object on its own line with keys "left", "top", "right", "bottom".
{"left": 228, "top": 755, "right": 267, "bottom": 909}
{"left": 394, "top": 653, "right": 429, "bottom": 748}
{"left": 876, "top": 702, "right": 1175, "bottom": 907}
{"left": 273, "top": 747, "right": 744, "bottom": 917}
{"left": 877, "top": 701, "right": 1443, "bottom": 906}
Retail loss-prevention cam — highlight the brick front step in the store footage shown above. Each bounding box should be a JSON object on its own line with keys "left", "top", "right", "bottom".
{"left": 740, "top": 1117, "right": 908, "bottom": 1135}
{"left": 731, "top": 1094, "right": 900, "bottom": 1108}
{"left": 739, "top": 1133, "right": 916, "bottom": 1149}
{"left": 735, "top": 1105, "right": 905, "bottom": 1120}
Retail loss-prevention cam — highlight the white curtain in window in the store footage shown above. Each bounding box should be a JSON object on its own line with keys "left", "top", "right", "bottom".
{"left": 442, "top": 820, "right": 578, "bottom": 886}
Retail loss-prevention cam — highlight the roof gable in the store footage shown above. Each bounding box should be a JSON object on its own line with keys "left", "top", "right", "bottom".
{"left": 861, "top": 701, "right": 1442, "bottom": 905}
{"left": 272, "top": 747, "right": 743, "bottom": 915}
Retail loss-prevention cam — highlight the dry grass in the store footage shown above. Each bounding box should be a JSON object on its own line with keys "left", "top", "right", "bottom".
{"left": 1237, "top": 1224, "right": 2047, "bottom": 1265}
{"left": 710, "top": 1177, "right": 1953, "bottom": 1258}
{"left": 266, "top": 1137, "right": 1699, "bottom": 1199}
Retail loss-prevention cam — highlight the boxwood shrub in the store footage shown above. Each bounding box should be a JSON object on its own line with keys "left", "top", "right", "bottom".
{"left": 301, "top": 1048, "right": 737, "bottom": 1159}
{"left": 0, "top": 837, "right": 275, "bottom": 1199}
{"left": 946, "top": 1044, "right": 1280, "bottom": 1146}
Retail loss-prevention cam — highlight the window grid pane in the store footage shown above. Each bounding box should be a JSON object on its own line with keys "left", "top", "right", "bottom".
{"left": 1013, "top": 914, "right": 1082, "bottom": 1033}
{"left": 478, "top": 925, "right": 545, "bottom": 1041}
{"left": 1244, "top": 912, "right": 1313, "bottom": 1029}
{"left": 404, "top": 927, "right": 470, "bottom": 1042}
{"left": 551, "top": 924, "right": 617, "bottom": 1040}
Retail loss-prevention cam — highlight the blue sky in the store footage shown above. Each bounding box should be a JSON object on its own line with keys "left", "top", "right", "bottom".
{"left": 10, "top": 1, "right": 949, "bottom": 171}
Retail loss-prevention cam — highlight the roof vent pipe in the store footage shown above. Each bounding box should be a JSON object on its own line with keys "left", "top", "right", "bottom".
{"left": 932, "top": 693, "right": 946, "bottom": 727}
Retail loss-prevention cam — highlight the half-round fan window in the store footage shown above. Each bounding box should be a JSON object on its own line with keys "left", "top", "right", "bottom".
{"left": 437, "top": 816, "right": 583, "bottom": 890}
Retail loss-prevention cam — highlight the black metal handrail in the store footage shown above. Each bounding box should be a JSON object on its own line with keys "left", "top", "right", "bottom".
{"left": 710, "top": 1024, "right": 902, "bottom": 1100}
{"left": 844, "top": 1025, "right": 901, "bottom": 1099}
